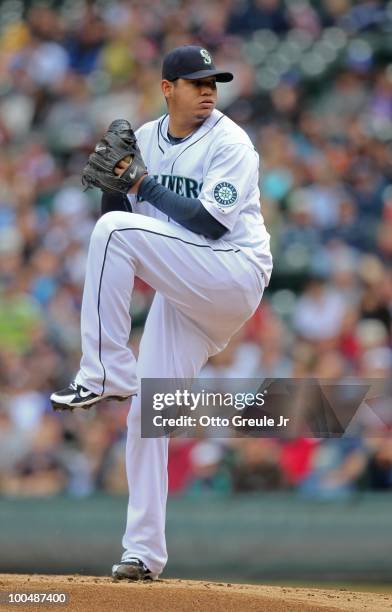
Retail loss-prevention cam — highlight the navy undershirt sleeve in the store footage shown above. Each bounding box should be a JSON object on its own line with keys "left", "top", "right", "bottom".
{"left": 101, "top": 191, "right": 132, "bottom": 215}
{"left": 137, "top": 176, "right": 227, "bottom": 240}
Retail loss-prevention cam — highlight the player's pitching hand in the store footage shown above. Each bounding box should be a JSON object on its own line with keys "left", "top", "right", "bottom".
{"left": 114, "top": 158, "right": 146, "bottom": 194}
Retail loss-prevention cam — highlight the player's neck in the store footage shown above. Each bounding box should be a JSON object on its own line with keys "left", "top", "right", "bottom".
{"left": 167, "top": 116, "right": 205, "bottom": 138}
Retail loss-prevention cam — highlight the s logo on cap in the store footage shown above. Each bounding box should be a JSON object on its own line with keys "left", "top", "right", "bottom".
{"left": 200, "top": 49, "right": 212, "bottom": 65}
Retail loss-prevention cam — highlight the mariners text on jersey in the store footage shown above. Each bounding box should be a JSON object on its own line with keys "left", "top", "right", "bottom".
{"left": 152, "top": 174, "right": 203, "bottom": 198}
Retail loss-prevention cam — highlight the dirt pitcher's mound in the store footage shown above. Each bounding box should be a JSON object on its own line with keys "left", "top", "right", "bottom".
{"left": 0, "top": 574, "right": 391, "bottom": 612}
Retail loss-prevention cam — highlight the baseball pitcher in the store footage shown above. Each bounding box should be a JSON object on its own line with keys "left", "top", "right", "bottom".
{"left": 51, "top": 45, "right": 273, "bottom": 580}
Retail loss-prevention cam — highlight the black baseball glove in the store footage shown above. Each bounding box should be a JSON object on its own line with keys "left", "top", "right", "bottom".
{"left": 82, "top": 119, "right": 147, "bottom": 194}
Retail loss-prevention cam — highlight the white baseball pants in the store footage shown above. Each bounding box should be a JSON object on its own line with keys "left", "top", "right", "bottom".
{"left": 75, "top": 210, "right": 264, "bottom": 576}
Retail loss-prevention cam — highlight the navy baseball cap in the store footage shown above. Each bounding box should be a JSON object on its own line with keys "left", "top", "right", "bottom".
{"left": 162, "top": 45, "right": 233, "bottom": 83}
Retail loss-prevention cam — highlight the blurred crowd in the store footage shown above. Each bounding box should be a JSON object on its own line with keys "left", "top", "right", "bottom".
{"left": 0, "top": 0, "right": 391, "bottom": 499}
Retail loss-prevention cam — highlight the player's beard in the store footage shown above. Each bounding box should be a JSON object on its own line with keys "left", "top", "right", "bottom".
{"left": 194, "top": 113, "right": 208, "bottom": 123}
{"left": 194, "top": 107, "right": 214, "bottom": 124}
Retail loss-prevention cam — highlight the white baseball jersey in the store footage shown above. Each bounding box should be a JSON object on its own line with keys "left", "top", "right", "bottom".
{"left": 75, "top": 107, "right": 272, "bottom": 577}
{"left": 129, "top": 109, "right": 273, "bottom": 285}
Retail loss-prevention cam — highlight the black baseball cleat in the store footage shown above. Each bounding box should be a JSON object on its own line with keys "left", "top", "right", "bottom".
{"left": 112, "top": 558, "right": 157, "bottom": 581}
{"left": 50, "top": 381, "right": 131, "bottom": 412}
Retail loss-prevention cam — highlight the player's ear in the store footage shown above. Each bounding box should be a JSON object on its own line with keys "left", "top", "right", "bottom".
{"left": 161, "top": 79, "right": 174, "bottom": 102}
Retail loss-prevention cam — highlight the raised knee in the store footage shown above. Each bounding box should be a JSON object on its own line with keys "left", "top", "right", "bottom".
{"left": 93, "top": 211, "right": 135, "bottom": 241}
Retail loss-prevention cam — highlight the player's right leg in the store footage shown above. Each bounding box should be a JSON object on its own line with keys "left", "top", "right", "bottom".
{"left": 112, "top": 292, "right": 211, "bottom": 580}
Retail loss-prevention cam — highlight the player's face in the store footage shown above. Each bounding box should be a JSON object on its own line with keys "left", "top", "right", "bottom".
{"left": 164, "top": 77, "right": 218, "bottom": 123}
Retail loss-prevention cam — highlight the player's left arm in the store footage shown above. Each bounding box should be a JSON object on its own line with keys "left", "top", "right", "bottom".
{"left": 101, "top": 191, "right": 132, "bottom": 215}
{"left": 99, "top": 172, "right": 227, "bottom": 239}
{"left": 123, "top": 140, "right": 259, "bottom": 238}
{"left": 198, "top": 143, "right": 259, "bottom": 232}
{"left": 135, "top": 177, "right": 227, "bottom": 239}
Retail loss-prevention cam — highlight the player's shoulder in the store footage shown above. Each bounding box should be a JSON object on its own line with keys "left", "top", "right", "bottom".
{"left": 210, "top": 111, "right": 255, "bottom": 151}
{"left": 135, "top": 115, "right": 166, "bottom": 139}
